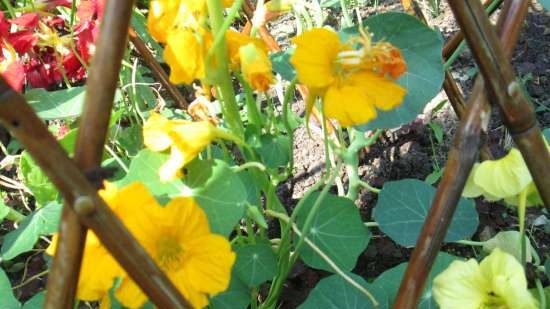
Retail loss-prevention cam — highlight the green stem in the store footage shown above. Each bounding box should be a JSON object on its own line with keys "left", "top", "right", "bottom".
{"left": 262, "top": 171, "right": 332, "bottom": 308}
{"left": 5, "top": 206, "right": 25, "bottom": 222}
{"left": 206, "top": 0, "right": 245, "bottom": 62}
{"left": 237, "top": 73, "right": 263, "bottom": 131}
{"left": 266, "top": 209, "right": 379, "bottom": 307}
{"left": 536, "top": 278, "right": 547, "bottom": 309}
{"left": 345, "top": 129, "right": 382, "bottom": 200}
{"left": 290, "top": 162, "right": 342, "bottom": 264}
{"left": 339, "top": 0, "right": 353, "bottom": 27}
{"left": 2, "top": 0, "right": 16, "bottom": 18}
{"left": 518, "top": 188, "right": 527, "bottom": 268}
{"left": 282, "top": 78, "right": 297, "bottom": 173}
{"left": 231, "top": 161, "right": 267, "bottom": 173}
{"left": 206, "top": 0, "right": 244, "bottom": 137}
{"left": 357, "top": 180, "right": 381, "bottom": 193}
{"left": 455, "top": 239, "right": 485, "bottom": 247}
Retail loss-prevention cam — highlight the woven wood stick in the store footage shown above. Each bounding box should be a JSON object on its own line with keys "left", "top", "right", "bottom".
{"left": 393, "top": 1, "right": 530, "bottom": 307}
{"left": 0, "top": 80, "right": 192, "bottom": 308}
{"left": 450, "top": 0, "right": 550, "bottom": 209}
{"left": 128, "top": 28, "right": 189, "bottom": 109}
{"left": 44, "top": 0, "right": 137, "bottom": 307}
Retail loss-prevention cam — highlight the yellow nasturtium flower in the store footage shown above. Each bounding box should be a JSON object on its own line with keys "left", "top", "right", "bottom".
{"left": 226, "top": 29, "right": 268, "bottom": 69}
{"left": 164, "top": 29, "right": 212, "bottom": 84}
{"left": 433, "top": 248, "right": 537, "bottom": 309}
{"left": 290, "top": 27, "right": 407, "bottom": 127}
{"left": 49, "top": 182, "right": 235, "bottom": 309}
{"left": 112, "top": 183, "right": 236, "bottom": 309}
{"left": 143, "top": 113, "right": 231, "bottom": 181}
{"left": 239, "top": 43, "right": 275, "bottom": 92}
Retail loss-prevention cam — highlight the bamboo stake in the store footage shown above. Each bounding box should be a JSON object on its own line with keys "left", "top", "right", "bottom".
{"left": 449, "top": 0, "right": 550, "bottom": 209}
{"left": 0, "top": 80, "right": 192, "bottom": 308}
{"left": 410, "top": 0, "right": 499, "bottom": 160}
{"left": 128, "top": 28, "right": 189, "bottom": 109}
{"left": 45, "top": 1, "right": 137, "bottom": 307}
{"left": 393, "top": 1, "right": 530, "bottom": 307}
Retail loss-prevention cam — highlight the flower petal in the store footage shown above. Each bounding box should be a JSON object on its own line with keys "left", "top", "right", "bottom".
{"left": 479, "top": 248, "right": 538, "bottom": 309}
{"left": 432, "top": 259, "right": 487, "bottom": 309}
{"left": 290, "top": 28, "right": 341, "bottom": 89}
{"left": 348, "top": 71, "right": 406, "bottom": 111}
{"left": 143, "top": 113, "right": 174, "bottom": 152}
{"left": 183, "top": 234, "right": 236, "bottom": 294}
{"left": 474, "top": 148, "right": 532, "bottom": 199}
{"left": 323, "top": 82, "right": 377, "bottom": 127}
{"left": 115, "top": 278, "right": 148, "bottom": 309}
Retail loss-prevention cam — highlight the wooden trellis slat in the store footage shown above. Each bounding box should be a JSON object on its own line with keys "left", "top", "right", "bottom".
{"left": 451, "top": 0, "right": 550, "bottom": 209}
{"left": 394, "top": 0, "right": 550, "bottom": 307}
{"left": 0, "top": 79, "right": 192, "bottom": 308}
{"left": 44, "top": 1, "right": 136, "bottom": 307}
{"left": 128, "top": 28, "right": 189, "bottom": 109}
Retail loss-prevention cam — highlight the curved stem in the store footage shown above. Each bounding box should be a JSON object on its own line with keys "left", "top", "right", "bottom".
{"left": 518, "top": 188, "right": 528, "bottom": 268}
{"left": 206, "top": 0, "right": 244, "bottom": 137}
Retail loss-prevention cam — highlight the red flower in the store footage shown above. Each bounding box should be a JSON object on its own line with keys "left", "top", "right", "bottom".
{"left": 1, "top": 60, "right": 25, "bottom": 91}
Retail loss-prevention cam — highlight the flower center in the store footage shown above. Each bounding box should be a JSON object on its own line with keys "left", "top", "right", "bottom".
{"left": 481, "top": 291, "right": 509, "bottom": 309}
{"left": 157, "top": 236, "right": 184, "bottom": 271}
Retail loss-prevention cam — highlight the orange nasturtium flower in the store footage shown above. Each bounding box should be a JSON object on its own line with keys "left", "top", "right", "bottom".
{"left": 48, "top": 182, "right": 236, "bottom": 309}
{"left": 290, "top": 27, "right": 407, "bottom": 127}
{"left": 143, "top": 113, "right": 236, "bottom": 181}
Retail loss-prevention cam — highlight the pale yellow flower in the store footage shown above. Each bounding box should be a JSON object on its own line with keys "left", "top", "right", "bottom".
{"left": 433, "top": 248, "right": 537, "bottom": 309}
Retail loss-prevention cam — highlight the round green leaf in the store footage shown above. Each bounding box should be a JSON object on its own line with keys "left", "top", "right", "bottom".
{"left": 184, "top": 159, "right": 247, "bottom": 236}
{"left": 367, "top": 252, "right": 459, "bottom": 308}
{"left": 234, "top": 243, "right": 277, "bottom": 287}
{"left": 1, "top": 202, "right": 61, "bottom": 260}
{"left": 256, "top": 135, "right": 291, "bottom": 169}
{"left": 209, "top": 273, "right": 250, "bottom": 309}
{"left": 116, "top": 149, "right": 186, "bottom": 197}
{"left": 297, "top": 273, "right": 371, "bottom": 309}
{"left": 0, "top": 269, "right": 20, "bottom": 309}
{"left": 297, "top": 192, "right": 371, "bottom": 272}
{"left": 374, "top": 179, "right": 478, "bottom": 247}
{"left": 339, "top": 12, "right": 444, "bottom": 130}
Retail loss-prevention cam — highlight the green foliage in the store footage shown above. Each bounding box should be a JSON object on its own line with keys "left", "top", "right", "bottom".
{"left": 374, "top": 179, "right": 478, "bottom": 247}
{"left": 117, "top": 149, "right": 186, "bottom": 197}
{"left": 234, "top": 242, "right": 278, "bottom": 287}
{"left": 184, "top": 159, "right": 248, "bottom": 236}
{"left": 255, "top": 135, "right": 291, "bottom": 169}
{"left": 300, "top": 253, "right": 458, "bottom": 308}
{"left": 0, "top": 268, "right": 20, "bottom": 309}
{"left": 210, "top": 271, "right": 251, "bottom": 309}
{"left": 540, "top": 0, "right": 550, "bottom": 11}
{"left": 22, "top": 292, "right": 45, "bottom": 309}
{"left": 340, "top": 13, "right": 444, "bottom": 130}
{"left": 297, "top": 192, "right": 371, "bottom": 272}
{"left": 1, "top": 202, "right": 61, "bottom": 260}
{"left": 367, "top": 253, "right": 458, "bottom": 308}
{"left": 19, "top": 152, "right": 59, "bottom": 206}
{"left": 25, "top": 87, "right": 86, "bottom": 120}
{"left": 270, "top": 49, "right": 296, "bottom": 82}
{"left": 297, "top": 273, "right": 370, "bottom": 309}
